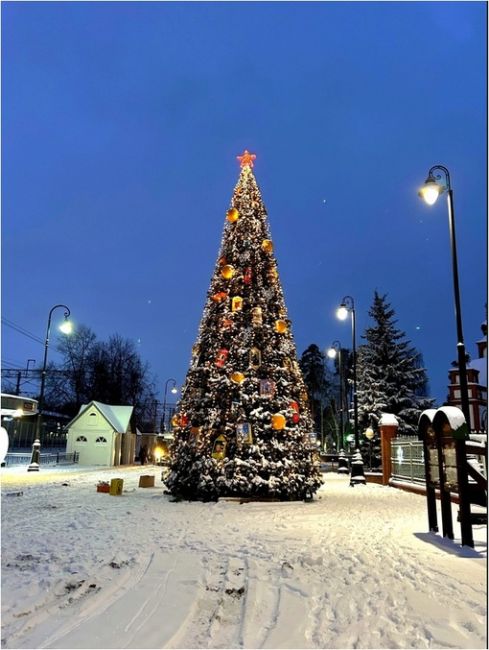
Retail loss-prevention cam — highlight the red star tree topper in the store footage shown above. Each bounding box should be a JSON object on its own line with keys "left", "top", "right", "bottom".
{"left": 237, "top": 149, "right": 256, "bottom": 168}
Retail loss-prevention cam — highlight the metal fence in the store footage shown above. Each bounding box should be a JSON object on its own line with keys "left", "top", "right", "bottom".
{"left": 391, "top": 439, "right": 425, "bottom": 484}
{"left": 3, "top": 451, "right": 79, "bottom": 467}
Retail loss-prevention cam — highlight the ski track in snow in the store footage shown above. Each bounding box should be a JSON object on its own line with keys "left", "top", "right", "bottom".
{"left": 1, "top": 467, "right": 486, "bottom": 649}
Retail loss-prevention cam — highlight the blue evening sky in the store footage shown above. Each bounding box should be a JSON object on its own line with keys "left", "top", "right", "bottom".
{"left": 1, "top": 1, "right": 487, "bottom": 406}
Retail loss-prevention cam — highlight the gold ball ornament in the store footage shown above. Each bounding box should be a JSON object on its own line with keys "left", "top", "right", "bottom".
{"left": 271, "top": 413, "right": 286, "bottom": 430}
{"left": 275, "top": 319, "right": 288, "bottom": 333}
{"left": 230, "top": 371, "right": 246, "bottom": 384}
{"left": 227, "top": 208, "right": 239, "bottom": 223}
{"left": 221, "top": 265, "right": 235, "bottom": 280}
{"left": 261, "top": 239, "right": 273, "bottom": 253}
{"left": 171, "top": 415, "right": 180, "bottom": 427}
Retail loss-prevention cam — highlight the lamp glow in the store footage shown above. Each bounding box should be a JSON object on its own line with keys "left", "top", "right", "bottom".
{"left": 418, "top": 174, "right": 443, "bottom": 206}
{"left": 336, "top": 305, "right": 349, "bottom": 321}
{"left": 171, "top": 387, "right": 178, "bottom": 394}
{"left": 59, "top": 319, "right": 73, "bottom": 335}
{"left": 327, "top": 347, "right": 337, "bottom": 359}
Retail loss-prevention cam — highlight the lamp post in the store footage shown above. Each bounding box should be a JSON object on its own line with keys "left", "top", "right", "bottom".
{"left": 37, "top": 305, "right": 72, "bottom": 436}
{"left": 162, "top": 378, "right": 178, "bottom": 432}
{"left": 418, "top": 165, "right": 471, "bottom": 430}
{"left": 30, "top": 305, "right": 72, "bottom": 471}
{"left": 364, "top": 426, "right": 375, "bottom": 470}
{"left": 336, "top": 297, "right": 359, "bottom": 448}
{"left": 327, "top": 340, "right": 344, "bottom": 451}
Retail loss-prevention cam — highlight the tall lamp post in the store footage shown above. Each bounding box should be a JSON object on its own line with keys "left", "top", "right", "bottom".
{"left": 418, "top": 165, "right": 471, "bottom": 430}
{"left": 29, "top": 305, "right": 72, "bottom": 471}
{"left": 162, "top": 378, "right": 178, "bottom": 432}
{"left": 327, "top": 340, "right": 344, "bottom": 451}
{"left": 336, "top": 297, "right": 359, "bottom": 448}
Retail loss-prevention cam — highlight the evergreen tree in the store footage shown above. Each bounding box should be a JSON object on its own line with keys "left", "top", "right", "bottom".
{"left": 167, "top": 152, "right": 323, "bottom": 501}
{"left": 299, "top": 344, "right": 330, "bottom": 435}
{"left": 356, "top": 292, "right": 433, "bottom": 443}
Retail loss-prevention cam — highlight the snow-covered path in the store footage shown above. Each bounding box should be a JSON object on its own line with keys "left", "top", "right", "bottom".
{"left": 1, "top": 466, "right": 486, "bottom": 649}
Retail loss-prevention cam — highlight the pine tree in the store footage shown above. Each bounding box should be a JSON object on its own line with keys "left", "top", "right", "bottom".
{"left": 299, "top": 344, "right": 330, "bottom": 435}
{"left": 356, "top": 291, "right": 434, "bottom": 442}
{"left": 167, "top": 152, "right": 323, "bottom": 501}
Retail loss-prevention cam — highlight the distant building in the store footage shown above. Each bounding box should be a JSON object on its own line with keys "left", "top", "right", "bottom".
{"left": 65, "top": 401, "right": 136, "bottom": 465}
{"left": 447, "top": 319, "right": 487, "bottom": 432}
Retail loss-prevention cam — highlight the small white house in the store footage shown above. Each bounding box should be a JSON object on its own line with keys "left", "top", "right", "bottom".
{"left": 66, "top": 401, "right": 136, "bottom": 466}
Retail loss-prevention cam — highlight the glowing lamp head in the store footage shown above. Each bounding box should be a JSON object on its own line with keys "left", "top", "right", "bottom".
{"left": 364, "top": 427, "right": 375, "bottom": 440}
{"left": 418, "top": 174, "right": 443, "bottom": 206}
{"left": 59, "top": 318, "right": 73, "bottom": 335}
{"left": 171, "top": 386, "right": 178, "bottom": 395}
{"left": 327, "top": 347, "right": 337, "bottom": 359}
{"left": 336, "top": 304, "right": 349, "bottom": 321}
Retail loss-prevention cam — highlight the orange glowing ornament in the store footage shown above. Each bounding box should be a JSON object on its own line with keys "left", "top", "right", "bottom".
{"left": 271, "top": 413, "right": 286, "bottom": 430}
{"left": 275, "top": 319, "right": 287, "bottom": 334}
{"left": 230, "top": 371, "right": 246, "bottom": 384}
{"left": 221, "top": 265, "right": 235, "bottom": 280}
{"left": 227, "top": 208, "right": 239, "bottom": 223}
{"left": 261, "top": 239, "right": 273, "bottom": 253}
{"left": 211, "top": 291, "right": 228, "bottom": 303}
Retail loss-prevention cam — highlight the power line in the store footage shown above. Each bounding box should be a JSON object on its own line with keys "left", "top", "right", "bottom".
{"left": 1, "top": 317, "right": 44, "bottom": 345}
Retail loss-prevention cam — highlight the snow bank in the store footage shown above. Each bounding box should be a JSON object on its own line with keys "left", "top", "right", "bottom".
{"left": 1, "top": 465, "right": 486, "bottom": 649}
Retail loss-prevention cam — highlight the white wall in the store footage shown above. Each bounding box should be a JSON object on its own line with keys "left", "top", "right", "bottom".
{"left": 66, "top": 407, "right": 116, "bottom": 466}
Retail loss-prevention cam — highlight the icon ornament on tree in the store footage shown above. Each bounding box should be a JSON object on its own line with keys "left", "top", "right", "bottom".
{"left": 249, "top": 347, "right": 261, "bottom": 368}
{"left": 215, "top": 348, "right": 229, "bottom": 367}
{"left": 236, "top": 422, "right": 253, "bottom": 445}
{"left": 212, "top": 434, "right": 227, "bottom": 460}
{"left": 261, "top": 239, "right": 273, "bottom": 254}
{"left": 260, "top": 379, "right": 275, "bottom": 398}
{"left": 230, "top": 371, "right": 246, "bottom": 384}
{"left": 243, "top": 267, "right": 252, "bottom": 285}
{"left": 232, "top": 296, "right": 243, "bottom": 311}
{"left": 252, "top": 307, "right": 263, "bottom": 327}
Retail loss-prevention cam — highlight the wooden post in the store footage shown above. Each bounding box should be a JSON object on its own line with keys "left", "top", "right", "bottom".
{"left": 379, "top": 414, "right": 399, "bottom": 485}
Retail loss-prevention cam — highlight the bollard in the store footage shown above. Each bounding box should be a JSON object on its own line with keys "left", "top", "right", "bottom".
{"left": 337, "top": 449, "right": 349, "bottom": 474}
{"left": 27, "top": 439, "right": 41, "bottom": 472}
{"left": 349, "top": 448, "right": 366, "bottom": 486}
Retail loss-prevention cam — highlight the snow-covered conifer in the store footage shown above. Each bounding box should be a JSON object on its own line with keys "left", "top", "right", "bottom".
{"left": 167, "top": 152, "right": 323, "bottom": 500}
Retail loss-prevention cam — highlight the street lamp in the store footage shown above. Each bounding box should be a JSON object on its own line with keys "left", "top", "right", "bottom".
{"left": 418, "top": 165, "right": 471, "bottom": 429}
{"left": 162, "top": 378, "right": 178, "bottom": 432}
{"left": 364, "top": 426, "right": 375, "bottom": 470}
{"left": 336, "top": 296, "right": 359, "bottom": 448}
{"left": 327, "top": 340, "right": 344, "bottom": 450}
{"left": 36, "top": 305, "right": 72, "bottom": 437}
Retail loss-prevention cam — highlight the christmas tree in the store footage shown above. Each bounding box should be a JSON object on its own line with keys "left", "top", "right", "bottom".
{"left": 356, "top": 291, "right": 434, "bottom": 440}
{"left": 167, "top": 151, "right": 323, "bottom": 501}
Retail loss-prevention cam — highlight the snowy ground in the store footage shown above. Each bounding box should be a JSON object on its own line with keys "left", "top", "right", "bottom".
{"left": 1, "top": 464, "right": 487, "bottom": 650}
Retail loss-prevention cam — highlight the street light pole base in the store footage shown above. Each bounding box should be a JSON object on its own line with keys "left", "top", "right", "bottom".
{"left": 349, "top": 448, "right": 366, "bottom": 486}
{"left": 27, "top": 463, "right": 40, "bottom": 472}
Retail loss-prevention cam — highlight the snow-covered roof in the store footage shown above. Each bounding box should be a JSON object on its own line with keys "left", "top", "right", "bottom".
{"left": 433, "top": 406, "right": 466, "bottom": 432}
{"left": 69, "top": 401, "right": 134, "bottom": 433}
{"left": 418, "top": 409, "right": 437, "bottom": 425}
{"left": 378, "top": 413, "right": 399, "bottom": 427}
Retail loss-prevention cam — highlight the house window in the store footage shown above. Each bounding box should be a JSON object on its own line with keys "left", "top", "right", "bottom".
{"left": 76, "top": 436, "right": 88, "bottom": 443}
{"left": 87, "top": 412, "right": 98, "bottom": 426}
{"left": 95, "top": 436, "right": 107, "bottom": 444}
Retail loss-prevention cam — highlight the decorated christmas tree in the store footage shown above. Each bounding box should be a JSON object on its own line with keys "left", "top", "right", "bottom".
{"left": 167, "top": 151, "right": 323, "bottom": 501}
